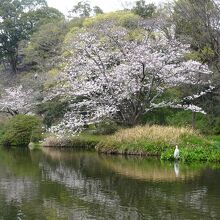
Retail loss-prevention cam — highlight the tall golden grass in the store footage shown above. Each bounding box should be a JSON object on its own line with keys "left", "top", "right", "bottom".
{"left": 106, "top": 125, "right": 197, "bottom": 145}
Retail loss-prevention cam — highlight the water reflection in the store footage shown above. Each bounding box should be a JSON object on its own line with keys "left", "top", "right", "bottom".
{"left": 174, "top": 162, "right": 180, "bottom": 177}
{"left": 99, "top": 155, "right": 202, "bottom": 182}
{"left": 42, "top": 148, "right": 202, "bottom": 182}
{"left": 0, "top": 147, "right": 220, "bottom": 220}
{"left": 0, "top": 177, "right": 36, "bottom": 204}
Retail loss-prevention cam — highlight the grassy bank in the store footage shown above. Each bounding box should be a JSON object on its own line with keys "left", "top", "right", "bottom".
{"left": 96, "top": 125, "right": 213, "bottom": 158}
{"left": 43, "top": 125, "right": 220, "bottom": 162}
{"left": 42, "top": 134, "right": 102, "bottom": 150}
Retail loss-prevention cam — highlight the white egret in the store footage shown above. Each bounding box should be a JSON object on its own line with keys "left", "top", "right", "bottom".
{"left": 174, "top": 145, "right": 180, "bottom": 160}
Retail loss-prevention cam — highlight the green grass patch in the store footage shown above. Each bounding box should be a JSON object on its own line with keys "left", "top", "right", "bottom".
{"left": 96, "top": 125, "right": 220, "bottom": 162}
{"left": 0, "top": 117, "right": 8, "bottom": 142}
{"left": 161, "top": 146, "right": 220, "bottom": 163}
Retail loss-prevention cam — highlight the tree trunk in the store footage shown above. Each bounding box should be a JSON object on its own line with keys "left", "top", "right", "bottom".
{"left": 192, "top": 111, "right": 196, "bottom": 129}
{"left": 2, "top": 60, "right": 7, "bottom": 71}
{"left": 8, "top": 54, "right": 18, "bottom": 74}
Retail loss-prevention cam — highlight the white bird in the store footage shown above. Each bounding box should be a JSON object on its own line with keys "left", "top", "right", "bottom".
{"left": 174, "top": 145, "right": 180, "bottom": 159}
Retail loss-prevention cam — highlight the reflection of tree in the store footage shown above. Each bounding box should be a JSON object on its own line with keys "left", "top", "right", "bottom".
{"left": 0, "top": 148, "right": 41, "bottom": 177}
{"left": 41, "top": 149, "right": 218, "bottom": 219}
{"left": 0, "top": 148, "right": 220, "bottom": 219}
{"left": 0, "top": 177, "right": 36, "bottom": 204}
{"left": 41, "top": 161, "right": 133, "bottom": 219}
{"left": 0, "top": 152, "right": 40, "bottom": 219}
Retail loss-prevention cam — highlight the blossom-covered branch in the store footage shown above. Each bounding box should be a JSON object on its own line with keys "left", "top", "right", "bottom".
{"left": 0, "top": 85, "right": 36, "bottom": 116}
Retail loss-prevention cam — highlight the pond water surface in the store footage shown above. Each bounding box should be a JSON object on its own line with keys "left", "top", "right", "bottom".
{"left": 0, "top": 147, "right": 220, "bottom": 220}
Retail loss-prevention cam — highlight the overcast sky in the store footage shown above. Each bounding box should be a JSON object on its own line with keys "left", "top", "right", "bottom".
{"left": 47, "top": 0, "right": 166, "bottom": 15}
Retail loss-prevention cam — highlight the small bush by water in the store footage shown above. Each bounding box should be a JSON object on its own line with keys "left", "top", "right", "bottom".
{"left": 1, "top": 114, "right": 43, "bottom": 147}
{"left": 0, "top": 117, "right": 8, "bottom": 141}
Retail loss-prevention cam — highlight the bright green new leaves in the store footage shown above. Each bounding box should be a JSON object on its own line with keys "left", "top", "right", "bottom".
{"left": 24, "top": 21, "right": 68, "bottom": 70}
{"left": 1, "top": 114, "right": 43, "bottom": 147}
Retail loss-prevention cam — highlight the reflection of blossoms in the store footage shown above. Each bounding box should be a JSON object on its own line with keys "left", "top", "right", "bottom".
{"left": 0, "top": 177, "right": 36, "bottom": 204}
{"left": 47, "top": 22, "right": 213, "bottom": 133}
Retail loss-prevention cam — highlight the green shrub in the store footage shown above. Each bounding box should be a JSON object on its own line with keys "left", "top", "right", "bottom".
{"left": 167, "top": 110, "right": 220, "bottom": 134}
{"left": 0, "top": 117, "right": 8, "bottom": 141}
{"left": 212, "top": 117, "right": 220, "bottom": 134}
{"left": 1, "top": 115, "right": 43, "bottom": 147}
{"left": 161, "top": 141, "right": 220, "bottom": 163}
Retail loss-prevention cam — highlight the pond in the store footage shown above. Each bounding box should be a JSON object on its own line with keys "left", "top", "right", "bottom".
{"left": 0, "top": 147, "right": 220, "bottom": 220}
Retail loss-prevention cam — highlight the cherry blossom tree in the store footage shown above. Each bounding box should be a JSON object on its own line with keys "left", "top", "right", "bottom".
{"left": 48, "top": 22, "right": 213, "bottom": 133}
{"left": 0, "top": 85, "right": 37, "bottom": 116}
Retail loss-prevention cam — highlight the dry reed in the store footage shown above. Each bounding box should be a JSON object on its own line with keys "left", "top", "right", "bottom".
{"left": 106, "top": 125, "right": 196, "bottom": 145}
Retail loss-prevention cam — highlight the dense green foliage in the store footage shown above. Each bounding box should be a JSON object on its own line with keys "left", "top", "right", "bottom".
{"left": 24, "top": 21, "right": 68, "bottom": 70}
{"left": 141, "top": 109, "right": 220, "bottom": 135}
{"left": 0, "top": 0, "right": 64, "bottom": 73}
{"left": 1, "top": 114, "right": 43, "bottom": 147}
{"left": 173, "top": 0, "right": 220, "bottom": 124}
